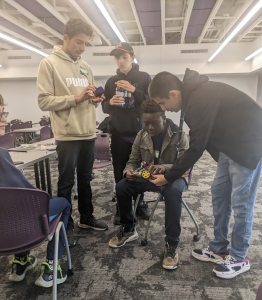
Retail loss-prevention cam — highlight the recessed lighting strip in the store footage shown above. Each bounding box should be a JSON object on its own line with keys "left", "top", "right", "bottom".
{"left": 0, "top": 32, "right": 48, "bottom": 57}
{"left": 208, "top": 0, "right": 262, "bottom": 62}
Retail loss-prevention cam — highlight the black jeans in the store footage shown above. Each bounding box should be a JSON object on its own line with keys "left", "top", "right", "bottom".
{"left": 56, "top": 140, "right": 95, "bottom": 230}
{"left": 116, "top": 177, "right": 187, "bottom": 245}
{"left": 110, "top": 134, "right": 133, "bottom": 184}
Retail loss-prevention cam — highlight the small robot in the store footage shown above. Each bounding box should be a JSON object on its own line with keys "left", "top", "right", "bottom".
{"left": 134, "top": 161, "right": 155, "bottom": 180}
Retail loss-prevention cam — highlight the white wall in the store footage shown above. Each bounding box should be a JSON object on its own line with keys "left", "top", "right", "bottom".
{"left": 0, "top": 73, "right": 258, "bottom": 129}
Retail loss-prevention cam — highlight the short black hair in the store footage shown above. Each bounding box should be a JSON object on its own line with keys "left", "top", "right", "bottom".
{"left": 141, "top": 99, "right": 165, "bottom": 117}
{"left": 64, "top": 18, "right": 93, "bottom": 39}
{"left": 149, "top": 71, "right": 183, "bottom": 99}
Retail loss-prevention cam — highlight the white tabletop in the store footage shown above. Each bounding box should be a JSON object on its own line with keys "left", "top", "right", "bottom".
{"left": 9, "top": 138, "right": 56, "bottom": 169}
{"left": 12, "top": 126, "right": 44, "bottom": 133}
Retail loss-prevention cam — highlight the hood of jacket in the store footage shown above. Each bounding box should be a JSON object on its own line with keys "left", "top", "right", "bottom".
{"left": 51, "top": 45, "right": 82, "bottom": 63}
{"left": 181, "top": 68, "right": 209, "bottom": 111}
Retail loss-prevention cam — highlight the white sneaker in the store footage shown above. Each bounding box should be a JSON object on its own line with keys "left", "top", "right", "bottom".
{"left": 192, "top": 247, "right": 229, "bottom": 264}
{"left": 213, "top": 255, "right": 250, "bottom": 279}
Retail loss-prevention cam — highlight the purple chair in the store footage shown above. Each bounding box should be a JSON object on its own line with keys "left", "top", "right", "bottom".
{"left": 0, "top": 132, "right": 16, "bottom": 149}
{"left": 0, "top": 188, "right": 73, "bottom": 300}
{"left": 256, "top": 282, "right": 262, "bottom": 300}
{"left": 93, "top": 133, "right": 112, "bottom": 169}
{"left": 11, "top": 121, "right": 32, "bottom": 131}
{"left": 5, "top": 123, "right": 11, "bottom": 133}
{"left": 40, "top": 117, "right": 51, "bottom": 126}
{"left": 10, "top": 119, "right": 21, "bottom": 125}
{"left": 40, "top": 125, "right": 52, "bottom": 141}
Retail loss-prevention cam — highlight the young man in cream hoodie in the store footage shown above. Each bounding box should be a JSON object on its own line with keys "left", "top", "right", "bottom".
{"left": 37, "top": 18, "right": 108, "bottom": 246}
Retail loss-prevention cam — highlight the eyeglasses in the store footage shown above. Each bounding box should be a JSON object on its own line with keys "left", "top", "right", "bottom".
{"left": 0, "top": 112, "right": 9, "bottom": 119}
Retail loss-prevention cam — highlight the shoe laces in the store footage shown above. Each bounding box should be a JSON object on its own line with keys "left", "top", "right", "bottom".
{"left": 116, "top": 226, "right": 125, "bottom": 239}
{"left": 165, "top": 243, "right": 177, "bottom": 257}
{"left": 223, "top": 255, "right": 235, "bottom": 266}
{"left": 41, "top": 262, "right": 64, "bottom": 278}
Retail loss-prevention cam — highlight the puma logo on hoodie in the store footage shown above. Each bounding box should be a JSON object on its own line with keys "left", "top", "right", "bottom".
{"left": 66, "top": 78, "right": 89, "bottom": 87}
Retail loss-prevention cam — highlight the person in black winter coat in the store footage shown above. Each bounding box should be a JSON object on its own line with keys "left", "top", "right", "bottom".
{"left": 102, "top": 42, "right": 151, "bottom": 224}
{"left": 149, "top": 69, "right": 262, "bottom": 280}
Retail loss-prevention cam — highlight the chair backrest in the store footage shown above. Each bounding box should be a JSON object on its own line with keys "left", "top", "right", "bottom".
{"left": 39, "top": 117, "right": 51, "bottom": 126}
{"left": 10, "top": 119, "right": 21, "bottom": 125}
{"left": 0, "top": 132, "right": 16, "bottom": 149}
{"left": 94, "top": 133, "right": 111, "bottom": 161}
{"left": 0, "top": 188, "right": 50, "bottom": 256}
{"left": 11, "top": 121, "right": 32, "bottom": 131}
{"left": 40, "top": 125, "right": 52, "bottom": 141}
{"left": 5, "top": 123, "right": 11, "bottom": 133}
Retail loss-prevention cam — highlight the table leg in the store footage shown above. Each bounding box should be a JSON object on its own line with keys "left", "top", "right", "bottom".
{"left": 45, "top": 158, "right": 52, "bottom": 198}
{"left": 39, "top": 160, "right": 46, "bottom": 191}
{"left": 34, "top": 163, "right": 40, "bottom": 189}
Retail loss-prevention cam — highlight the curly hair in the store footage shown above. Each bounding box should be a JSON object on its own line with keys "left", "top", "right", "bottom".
{"left": 141, "top": 99, "right": 165, "bottom": 116}
{"left": 64, "top": 18, "right": 93, "bottom": 39}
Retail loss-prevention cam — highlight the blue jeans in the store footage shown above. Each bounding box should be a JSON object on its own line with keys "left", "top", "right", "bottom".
{"left": 209, "top": 152, "right": 262, "bottom": 261}
{"left": 16, "top": 197, "right": 70, "bottom": 260}
{"left": 56, "top": 140, "right": 95, "bottom": 230}
{"left": 116, "top": 177, "right": 187, "bottom": 245}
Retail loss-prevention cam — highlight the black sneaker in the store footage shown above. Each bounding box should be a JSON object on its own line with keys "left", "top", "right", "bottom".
{"left": 136, "top": 202, "right": 150, "bottom": 220}
{"left": 162, "top": 242, "right": 179, "bottom": 270}
{"left": 9, "top": 255, "right": 37, "bottom": 282}
{"left": 66, "top": 230, "right": 77, "bottom": 247}
{"left": 35, "top": 262, "right": 67, "bottom": 288}
{"left": 78, "top": 216, "right": 108, "bottom": 231}
{"left": 114, "top": 203, "right": 121, "bottom": 225}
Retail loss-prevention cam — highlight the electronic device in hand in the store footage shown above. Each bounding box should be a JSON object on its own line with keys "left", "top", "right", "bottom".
{"left": 94, "top": 86, "right": 105, "bottom": 97}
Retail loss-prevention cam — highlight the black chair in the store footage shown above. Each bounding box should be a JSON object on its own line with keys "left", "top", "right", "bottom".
{"left": 134, "top": 188, "right": 200, "bottom": 246}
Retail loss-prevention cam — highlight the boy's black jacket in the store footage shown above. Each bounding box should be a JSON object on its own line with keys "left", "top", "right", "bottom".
{"left": 165, "top": 68, "right": 262, "bottom": 183}
{"left": 102, "top": 63, "right": 151, "bottom": 137}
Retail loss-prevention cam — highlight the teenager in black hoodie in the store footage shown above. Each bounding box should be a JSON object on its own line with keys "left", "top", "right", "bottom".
{"left": 102, "top": 43, "right": 151, "bottom": 223}
{"left": 148, "top": 69, "right": 262, "bottom": 280}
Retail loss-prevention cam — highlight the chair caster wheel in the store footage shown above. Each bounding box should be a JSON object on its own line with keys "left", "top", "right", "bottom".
{"left": 67, "top": 268, "right": 74, "bottom": 276}
{"left": 74, "top": 195, "right": 78, "bottom": 200}
{"left": 193, "top": 235, "right": 200, "bottom": 241}
{"left": 141, "top": 239, "right": 148, "bottom": 246}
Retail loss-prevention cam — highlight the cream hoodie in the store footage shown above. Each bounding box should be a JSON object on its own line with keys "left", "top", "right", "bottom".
{"left": 37, "top": 45, "right": 97, "bottom": 141}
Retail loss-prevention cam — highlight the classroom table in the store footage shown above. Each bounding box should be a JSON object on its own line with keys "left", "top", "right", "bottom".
{"left": 9, "top": 138, "right": 56, "bottom": 197}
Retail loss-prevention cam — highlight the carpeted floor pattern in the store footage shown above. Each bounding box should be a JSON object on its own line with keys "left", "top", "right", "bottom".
{"left": 0, "top": 151, "right": 262, "bottom": 300}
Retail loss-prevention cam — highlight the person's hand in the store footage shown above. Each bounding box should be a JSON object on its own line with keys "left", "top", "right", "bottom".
{"left": 75, "top": 85, "right": 97, "bottom": 104}
{"left": 115, "top": 80, "right": 135, "bottom": 93}
{"left": 126, "top": 169, "right": 140, "bottom": 181}
{"left": 149, "top": 174, "right": 168, "bottom": 186}
{"left": 149, "top": 165, "right": 166, "bottom": 175}
{"left": 92, "top": 94, "right": 105, "bottom": 103}
{"left": 182, "top": 172, "right": 189, "bottom": 178}
{"left": 109, "top": 94, "right": 125, "bottom": 106}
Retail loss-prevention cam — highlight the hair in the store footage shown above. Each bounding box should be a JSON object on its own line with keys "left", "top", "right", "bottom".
{"left": 149, "top": 71, "right": 183, "bottom": 99}
{"left": 0, "top": 94, "right": 5, "bottom": 106}
{"left": 64, "top": 18, "right": 93, "bottom": 39}
{"left": 114, "top": 52, "right": 133, "bottom": 59}
{"left": 141, "top": 99, "right": 165, "bottom": 117}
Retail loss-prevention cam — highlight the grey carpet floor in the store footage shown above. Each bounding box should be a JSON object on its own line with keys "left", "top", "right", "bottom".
{"left": 0, "top": 151, "right": 262, "bottom": 300}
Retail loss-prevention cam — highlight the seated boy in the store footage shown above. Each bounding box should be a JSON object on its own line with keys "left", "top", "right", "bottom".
{"left": 0, "top": 94, "right": 70, "bottom": 287}
{"left": 109, "top": 99, "right": 189, "bottom": 270}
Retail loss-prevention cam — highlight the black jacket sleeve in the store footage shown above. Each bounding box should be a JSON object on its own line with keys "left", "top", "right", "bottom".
{"left": 164, "top": 83, "right": 222, "bottom": 183}
{"left": 102, "top": 79, "right": 113, "bottom": 115}
{"left": 133, "top": 74, "right": 151, "bottom": 106}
